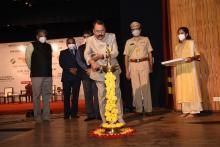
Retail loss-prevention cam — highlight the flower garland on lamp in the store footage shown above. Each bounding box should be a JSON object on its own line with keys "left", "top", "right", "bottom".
{"left": 102, "top": 72, "right": 123, "bottom": 129}
{"left": 89, "top": 44, "right": 135, "bottom": 138}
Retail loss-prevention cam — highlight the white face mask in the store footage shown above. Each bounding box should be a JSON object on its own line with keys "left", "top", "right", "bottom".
{"left": 132, "top": 29, "right": 141, "bottom": 37}
{"left": 83, "top": 38, "right": 87, "bottom": 44}
{"left": 39, "top": 37, "right": 47, "bottom": 43}
{"left": 178, "top": 34, "right": 186, "bottom": 41}
{"left": 83, "top": 34, "right": 90, "bottom": 44}
{"left": 68, "top": 44, "right": 76, "bottom": 50}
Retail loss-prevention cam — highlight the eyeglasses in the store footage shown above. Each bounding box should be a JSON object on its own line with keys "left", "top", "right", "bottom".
{"left": 94, "top": 30, "right": 105, "bottom": 34}
{"left": 83, "top": 35, "right": 90, "bottom": 38}
{"left": 131, "top": 29, "right": 139, "bottom": 31}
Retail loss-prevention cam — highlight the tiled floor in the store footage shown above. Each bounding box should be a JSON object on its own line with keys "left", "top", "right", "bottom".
{"left": 0, "top": 111, "right": 220, "bottom": 147}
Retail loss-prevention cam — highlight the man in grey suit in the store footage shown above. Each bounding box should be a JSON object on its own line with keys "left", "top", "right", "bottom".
{"left": 84, "top": 20, "right": 125, "bottom": 125}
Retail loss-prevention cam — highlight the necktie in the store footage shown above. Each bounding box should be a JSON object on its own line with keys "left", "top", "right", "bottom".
{"left": 70, "top": 49, "right": 75, "bottom": 55}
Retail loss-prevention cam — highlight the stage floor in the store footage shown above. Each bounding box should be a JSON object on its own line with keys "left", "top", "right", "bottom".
{"left": 0, "top": 111, "right": 220, "bottom": 147}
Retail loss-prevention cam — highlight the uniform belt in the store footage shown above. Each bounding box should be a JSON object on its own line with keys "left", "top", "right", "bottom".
{"left": 130, "top": 57, "right": 149, "bottom": 63}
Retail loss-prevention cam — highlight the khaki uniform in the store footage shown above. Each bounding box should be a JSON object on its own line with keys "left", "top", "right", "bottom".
{"left": 124, "top": 36, "right": 153, "bottom": 113}
{"left": 84, "top": 33, "right": 124, "bottom": 124}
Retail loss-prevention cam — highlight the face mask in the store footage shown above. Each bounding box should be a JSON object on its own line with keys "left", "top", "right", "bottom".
{"left": 178, "top": 34, "right": 186, "bottom": 41}
{"left": 83, "top": 35, "right": 90, "bottom": 43}
{"left": 132, "top": 29, "right": 141, "bottom": 37}
{"left": 39, "top": 37, "right": 47, "bottom": 43}
{"left": 68, "top": 44, "right": 76, "bottom": 50}
{"left": 83, "top": 38, "right": 87, "bottom": 44}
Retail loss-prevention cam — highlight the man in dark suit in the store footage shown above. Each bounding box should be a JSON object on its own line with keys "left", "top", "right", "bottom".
{"left": 59, "top": 38, "right": 81, "bottom": 119}
{"left": 76, "top": 31, "right": 100, "bottom": 121}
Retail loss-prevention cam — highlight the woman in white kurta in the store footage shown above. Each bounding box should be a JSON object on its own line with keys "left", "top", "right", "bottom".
{"left": 175, "top": 27, "right": 202, "bottom": 118}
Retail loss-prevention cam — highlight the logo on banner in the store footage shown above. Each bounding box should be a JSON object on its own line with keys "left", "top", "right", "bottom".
{"left": 0, "top": 76, "right": 14, "bottom": 82}
{"left": 10, "top": 58, "right": 16, "bottom": 64}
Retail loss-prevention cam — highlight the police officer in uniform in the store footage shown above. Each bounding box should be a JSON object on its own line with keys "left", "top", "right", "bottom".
{"left": 124, "top": 21, "right": 153, "bottom": 114}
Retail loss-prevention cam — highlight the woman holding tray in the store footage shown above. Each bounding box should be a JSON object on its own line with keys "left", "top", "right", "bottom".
{"left": 175, "top": 27, "right": 202, "bottom": 118}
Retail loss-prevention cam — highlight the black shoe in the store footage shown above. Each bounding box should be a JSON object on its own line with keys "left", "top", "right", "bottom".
{"left": 64, "top": 116, "right": 70, "bottom": 120}
{"left": 84, "top": 117, "right": 95, "bottom": 121}
{"left": 144, "top": 112, "right": 153, "bottom": 116}
{"left": 136, "top": 112, "right": 144, "bottom": 116}
{"left": 43, "top": 119, "right": 50, "bottom": 123}
{"left": 97, "top": 116, "right": 102, "bottom": 120}
{"left": 71, "top": 115, "right": 80, "bottom": 119}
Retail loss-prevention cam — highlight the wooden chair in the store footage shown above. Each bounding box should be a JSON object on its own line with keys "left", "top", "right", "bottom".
{"left": 51, "top": 85, "right": 57, "bottom": 102}
{"left": 19, "top": 84, "right": 33, "bottom": 103}
{"left": 0, "top": 92, "right": 5, "bottom": 104}
{"left": 4, "top": 87, "right": 14, "bottom": 103}
{"left": 19, "top": 90, "right": 32, "bottom": 103}
{"left": 56, "top": 87, "right": 64, "bottom": 101}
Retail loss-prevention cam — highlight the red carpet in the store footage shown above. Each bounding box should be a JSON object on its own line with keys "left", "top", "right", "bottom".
{"left": 0, "top": 100, "right": 85, "bottom": 115}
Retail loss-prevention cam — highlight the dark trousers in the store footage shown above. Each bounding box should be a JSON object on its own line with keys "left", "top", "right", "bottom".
{"left": 82, "top": 78, "right": 99, "bottom": 118}
{"left": 62, "top": 79, "right": 81, "bottom": 118}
